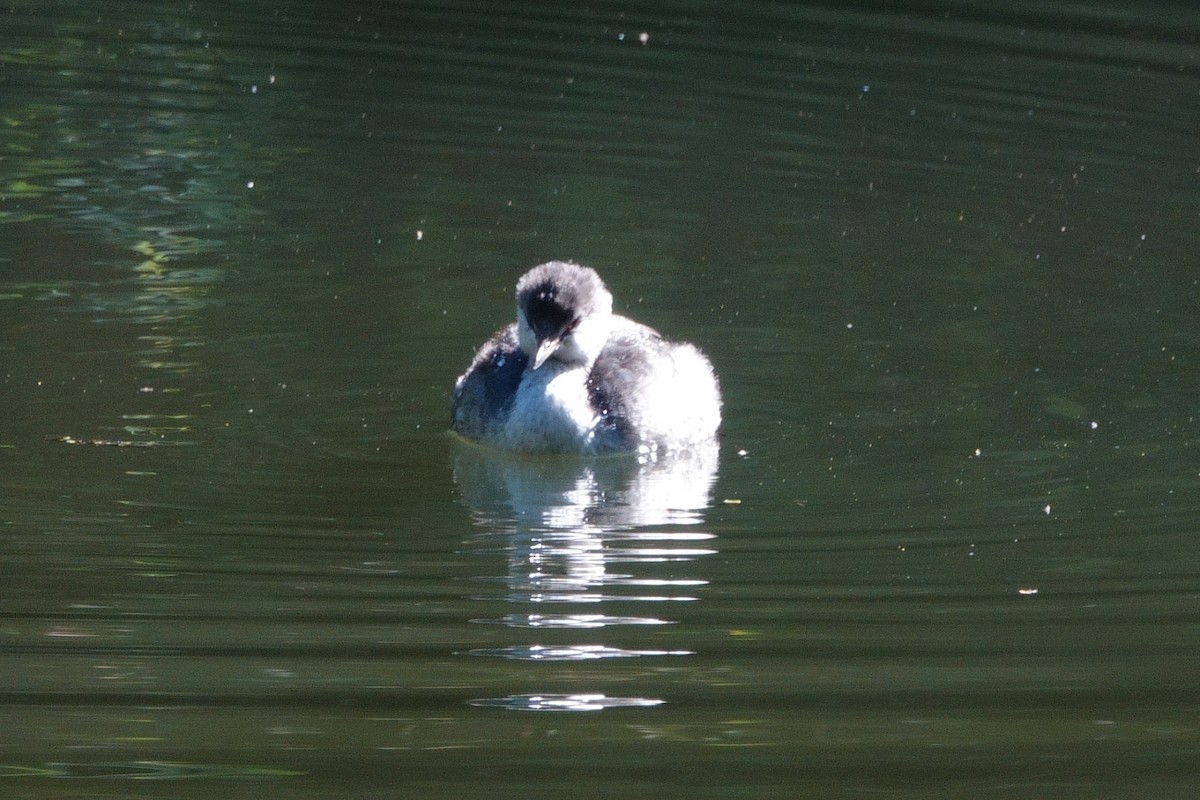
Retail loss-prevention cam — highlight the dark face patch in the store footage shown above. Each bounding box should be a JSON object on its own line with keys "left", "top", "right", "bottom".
{"left": 515, "top": 261, "right": 607, "bottom": 347}
{"left": 521, "top": 282, "right": 577, "bottom": 341}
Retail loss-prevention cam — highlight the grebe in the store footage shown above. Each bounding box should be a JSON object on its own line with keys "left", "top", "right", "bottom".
{"left": 451, "top": 261, "right": 721, "bottom": 455}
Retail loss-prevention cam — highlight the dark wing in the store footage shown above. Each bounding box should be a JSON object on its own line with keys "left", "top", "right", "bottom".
{"left": 451, "top": 323, "right": 528, "bottom": 441}
{"left": 585, "top": 322, "right": 666, "bottom": 449}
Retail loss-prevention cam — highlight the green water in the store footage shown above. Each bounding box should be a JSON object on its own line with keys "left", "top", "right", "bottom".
{"left": 2, "top": 1, "right": 1199, "bottom": 797}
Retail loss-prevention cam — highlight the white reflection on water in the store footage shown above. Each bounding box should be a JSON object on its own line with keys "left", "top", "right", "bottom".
{"left": 466, "top": 644, "right": 694, "bottom": 661}
{"left": 452, "top": 439, "right": 719, "bottom": 708}
{"left": 473, "top": 613, "right": 675, "bottom": 629}
{"left": 467, "top": 694, "right": 666, "bottom": 712}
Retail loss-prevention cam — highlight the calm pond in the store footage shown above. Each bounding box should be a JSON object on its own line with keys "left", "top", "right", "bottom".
{"left": 2, "top": 1, "right": 1199, "bottom": 798}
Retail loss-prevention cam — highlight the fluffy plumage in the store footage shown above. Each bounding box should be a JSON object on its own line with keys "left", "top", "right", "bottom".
{"left": 452, "top": 261, "right": 721, "bottom": 455}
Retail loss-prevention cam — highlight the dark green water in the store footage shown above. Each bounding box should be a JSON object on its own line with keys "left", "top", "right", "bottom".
{"left": 2, "top": 1, "right": 1199, "bottom": 797}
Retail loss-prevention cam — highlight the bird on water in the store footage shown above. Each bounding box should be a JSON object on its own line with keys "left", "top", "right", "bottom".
{"left": 451, "top": 261, "right": 721, "bottom": 455}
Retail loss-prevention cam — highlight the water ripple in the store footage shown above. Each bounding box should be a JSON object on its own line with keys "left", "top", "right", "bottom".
{"left": 466, "top": 644, "right": 693, "bottom": 661}
{"left": 467, "top": 693, "right": 665, "bottom": 712}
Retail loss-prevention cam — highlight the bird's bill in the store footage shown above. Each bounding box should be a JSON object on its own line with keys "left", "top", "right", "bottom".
{"left": 532, "top": 337, "right": 561, "bottom": 370}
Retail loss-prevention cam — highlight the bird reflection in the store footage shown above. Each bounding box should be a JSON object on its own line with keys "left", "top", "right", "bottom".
{"left": 453, "top": 439, "right": 719, "bottom": 708}
{"left": 454, "top": 437, "right": 720, "bottom": 529}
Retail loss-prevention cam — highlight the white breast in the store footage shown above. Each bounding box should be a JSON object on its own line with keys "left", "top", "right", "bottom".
{"left": 501, "top": 364, "right": 598, "bottom": 453}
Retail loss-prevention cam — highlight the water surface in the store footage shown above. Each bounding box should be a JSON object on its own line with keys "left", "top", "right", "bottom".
{"left": 2, "top": 1, "right": 1200, "bottom": 797}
